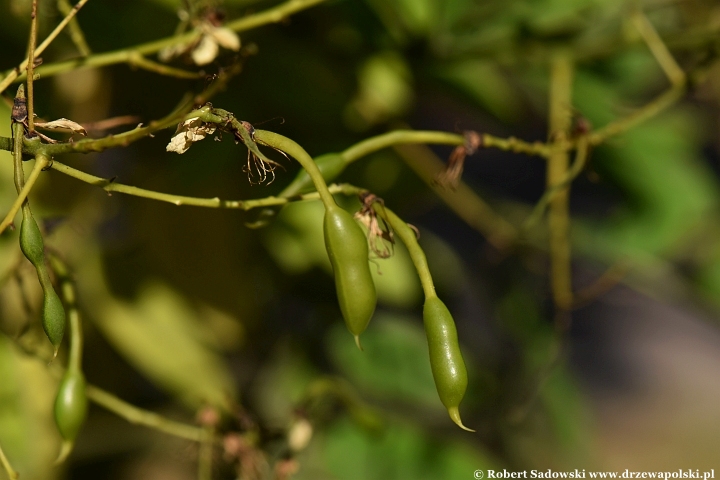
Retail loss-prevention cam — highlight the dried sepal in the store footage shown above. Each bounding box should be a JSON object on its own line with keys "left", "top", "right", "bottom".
{"left": 35, "top": 118, "right": 87, "bottom": 136}
{"left": 355, "top": 192, "right": 395, "bottom": 259}
{"left": 166, "top": 117, "right": 216, "bottom": 154}
{"left": 436, "top": 131, "right": 483, "bottom": 190}
{"left": 235, "top": 121, "right": 284, "bottom": 185}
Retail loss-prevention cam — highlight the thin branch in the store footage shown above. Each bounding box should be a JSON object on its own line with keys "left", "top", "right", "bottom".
{"left": 546, "top": 52, "right": 574, "bottom": 315}
{"left": 523, "top": 136, "right": 588, "bottom": 232}
{"left": 0, "top": 442, "right": 19, "bottom": 480}
{"left": 631, "top": 9, "right": 685, "bottom": 87}
{"left": 49, "top": 159, "right": 362, "bottom": 210}
{"left": 85, "top": 385, "right": 205, "bottom": 442}
{"left": 3, "top": 0, "right": 328, "bottom": 85}
{"left": 57, "top": 0, "right": 92, "bottom": 56}
{"left": 27, "top": 0, "right": 40, "bottom": 134}
{"left": 0, "top": 155, "right": 50, "bottom": 235}
{"left": 127, "top": 52, "right": 205, "bottom": 80}
{"left": 393, "top": 143, "right": 518, "bottom": 251}
{"left": 587, "top": 78, "right": 686, "bottom": 146}
{"left": 0, "top": 0, "right": 91, "bottom": 95}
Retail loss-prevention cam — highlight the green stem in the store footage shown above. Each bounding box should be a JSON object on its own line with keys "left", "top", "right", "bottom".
{"left": 26, "top": 0, "right": 39, "bottom": 134}
{"left": 379, "top": 206, "right": 436, "bottom": 299}
{"left": 342, "top": 130, "right": 464, "bottom": 163}
{"left": 49, "top": 158, "right": 362, "bottom": 209}
{"left": 0, "top": 154, "right": 50, "bottom": 234}
{"left": 50, "top": 256, "right": 83, "bottom": 370}
{"left": 546, "top": 52, "right": 574, "bottom": 313}
{"left": 253, "top": 129, "right": 336, "bottom": 208}
{"left": 0, "top": 0, "right": 91, "bottom": 95}
{"left": 57, "top": 0, "right": 92, "bottom": 56}
{"left": 0, "top": 442, "right": 18, "bottom": 480}
{"left": 85, "top": 385, "right": 205, "bottom": 442}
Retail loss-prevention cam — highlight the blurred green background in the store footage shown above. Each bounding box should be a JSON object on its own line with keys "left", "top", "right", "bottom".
{"left": 1, "top": 0, "right": 720, "bottom": 478}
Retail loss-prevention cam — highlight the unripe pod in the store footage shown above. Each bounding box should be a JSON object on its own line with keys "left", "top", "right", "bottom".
{"left": 19, "top": 214, "right": 44, "bottom": 268}
{"left": 20, "top": 213, "right": 66, "bottom": 353}
{"left": 54, "top": 368, "right": 88, "bottom": 442}
{"left": 423, "top": 296, "right": 473, "bottom": 431}
{"left": 324, "top": 204, "right": 376, "bottom": 349}
{"left": 43, "top": 288, "right": 66, "bottom": 353}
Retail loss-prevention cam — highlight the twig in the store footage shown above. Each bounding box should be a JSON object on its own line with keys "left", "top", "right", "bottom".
{"left": 27, "top": 0, "right": 40, "bottom": 134}
{"left": 57, "top": 0, "right": 92, "bottom": 56}
{"left": 572, "top": 261, "right": 630, "bottom": 309}
{"left": 546, "top": 52, "right": 574, "bottom": 315}
{"left": 631, "top": 9, "right": 685, "bottom": 87}
{"left": 85, "top": 385, "right": 205, "bottom": 442}
{"left": 393, "top": 143, "right": 518, "bottom": 250}
{"left": 49, "top": 159, "right": 362, "bottom": 209}
{"left": 0, "top": 0, "right": 91, "bottom": 95}
{"left": 127, "top": 52, "right": 205, "bottom": 80}
{"left": 0, "top": 442, "right": 19, "bottom": 480}
{"left": 523, "top": 136, "right": 589, "bottom": 232}
{"left": 0, "top": 155, "right": 51, "bottom": 235}
{"left": 587, "top": 83, "right": 685, "bottom": 146}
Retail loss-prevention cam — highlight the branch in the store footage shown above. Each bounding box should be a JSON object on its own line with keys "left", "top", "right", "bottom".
{"left": 85, "top": 385, "right": 205, "bottom": 442}
{"left": 2, "top": 0, "right": 328, "bottom": 85}
{"left": 546, "top": 52, "right": 574, "bottom": 315}
{"left": 49, "top": 159, "right": 363, "bottom": 209}
{"left": 0, "top": 0, "right": 91, "bottom": 95}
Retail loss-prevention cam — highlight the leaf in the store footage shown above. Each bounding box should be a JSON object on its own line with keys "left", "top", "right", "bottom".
{"left": 166, "top": 117, "right": 216, "bottom": 154}
{"left": 34, "top": 118, "right": 87, "bottom": 136}
{"left": 93, "top": 282, "right": 237, "bottom": 410}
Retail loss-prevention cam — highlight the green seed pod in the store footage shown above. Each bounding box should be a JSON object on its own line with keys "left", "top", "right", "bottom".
{"left": 54, "top": 368, "right": 88, "bottom": 442}
{"left": 43, "top": 288, "right": 66, "bottom": 354}
{"left": 423, "top": 296, "right": 473, "bottom": 431}
{"left": 324, "top": 204, "right": 377, "bottom": 349}
{"left": 19, "top": 212, "right": 66, "bottom": 354}
{"left": 19, "top": 213, "right": 44, "bottom": 268}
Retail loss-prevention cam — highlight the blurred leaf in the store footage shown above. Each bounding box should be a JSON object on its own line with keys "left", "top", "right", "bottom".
{"left": 0, "top": 336, "right": 60, "bottom": 480}
{"left": 439, "top": 60, "right": 522, "bottom": 122}
{"left": 93, "top": 282, "right": 237, "bottom": 410}
{"left": 326, "top": 314, "right": 441, "bottom": 411}
{"left": 344, "top": 52, "right": 414, "bottom": 131}
{"left": 298, "top": 416, "right": 497, "bottom": 480}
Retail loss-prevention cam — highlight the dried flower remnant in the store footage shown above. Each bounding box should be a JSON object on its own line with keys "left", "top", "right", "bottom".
{"left": 159, "top": 8, "right": 240, "bottom": 66}
{"left": 354, "top": 192, "right": 395, "bottom": 259}
{"left": 435, "top": 131, "right": 483, "bottom": 190}
{"left": 166, "top": 117, "right": 216, "bottom": 154}
{"left": 35, "top": 118, "right": 87, "bottom": 136}
{"left": 234, "top": 120, "right": 285, "bottom": 186}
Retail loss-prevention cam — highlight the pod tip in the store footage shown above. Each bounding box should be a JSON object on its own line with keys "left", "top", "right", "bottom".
{"left": 354, "top": 335, "right": 364, "bottom": 351}
{"left": 448, "top": 407, "right": 475, "bottom": 432}
{"left": 50, "top": 347, "right": 59, "bottom": 363}
{"left": 55, "top": 440, "right": 74, "bottom": 465}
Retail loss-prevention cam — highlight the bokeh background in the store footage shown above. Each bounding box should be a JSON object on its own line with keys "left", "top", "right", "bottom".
{"left": 1, "top": 0, "right": 720, "bottom": 478}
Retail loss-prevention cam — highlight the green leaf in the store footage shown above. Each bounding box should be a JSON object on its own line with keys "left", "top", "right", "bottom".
{"left": 93, "top": 283, "right": 237, "bottom": 410}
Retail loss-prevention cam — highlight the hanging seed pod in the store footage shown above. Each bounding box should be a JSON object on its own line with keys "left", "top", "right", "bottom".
{"left": 20, "top": 212, "right": 65, "bottom": 353}
{"left": 54, "top": 367, "right": 88, "bottom": 442}
{"left": 324, "top": 204, "right": 377, "bottom": 349}
{"left": 423, "top": 295, "right": 473, "bottom": 431}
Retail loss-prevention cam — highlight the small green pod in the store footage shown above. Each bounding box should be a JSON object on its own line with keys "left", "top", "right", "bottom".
{"left": 324, "top": 204, "right": 377, "bottom": 349}
{"left": 43, "top": 288, "right": 66, "bottom": 354}
{"left": 423, "top": 296, "right": 473, "bottom": 431}
{"left": 54, "top": 368, "right": 88, "bottom": 442}
{"left": 19, "top": 213, "right": 45, "bottom": 268}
